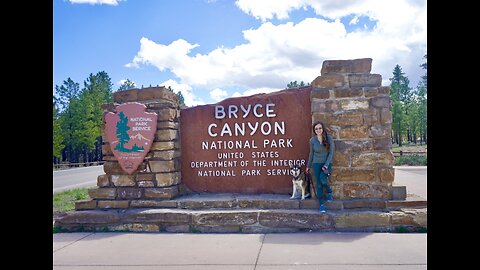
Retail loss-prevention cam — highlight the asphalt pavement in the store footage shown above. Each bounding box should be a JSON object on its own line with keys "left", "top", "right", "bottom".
{"left": 53, "top": 165, "right": 103, "bottom": 194}
{"left": 53, "top": 166, "right": 427, "bottom": 269}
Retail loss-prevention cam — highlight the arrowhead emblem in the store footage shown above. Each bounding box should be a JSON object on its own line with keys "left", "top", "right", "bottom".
{"left": 104, "top": 102, "right": 158, "bottom": 174}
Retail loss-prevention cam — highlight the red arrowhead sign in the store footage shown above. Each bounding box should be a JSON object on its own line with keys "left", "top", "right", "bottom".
{"left": 105, "top": 102, "right": 158, "bottom": 174}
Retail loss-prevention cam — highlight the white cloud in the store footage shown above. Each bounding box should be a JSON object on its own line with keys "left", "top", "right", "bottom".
{"left": 349, "top": 16, "right": 359, "bottom": 25}
{"left": 159, "top": 79, "right": 205, "bottom": 107}
{"left": 69, "top": 0, "right": 122, "bottom": 5}
{"left": 209, "top": 88, "right": 228, "bottom": 102}
{"left": 231, "top": 87, "right": 280, "bottom": 98}
{"left": 235, "top": 0, "right": 306, "bottom": 21}
{"left": 127, "top": 0, "right": 426, "bottom": 103}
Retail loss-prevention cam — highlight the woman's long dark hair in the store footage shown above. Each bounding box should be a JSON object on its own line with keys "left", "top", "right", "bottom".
{"left": 312, "top": 121, "right": 330, "bottom": 151}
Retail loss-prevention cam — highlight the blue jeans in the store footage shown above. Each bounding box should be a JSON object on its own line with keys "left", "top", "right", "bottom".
{"left": 312, "top": 163, "right": 332, "bottom": 205}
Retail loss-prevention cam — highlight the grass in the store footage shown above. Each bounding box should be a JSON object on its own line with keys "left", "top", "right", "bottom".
{"left": 392, "top": 143, "right": 427, "bottom": 166}
{"left": 53, "top": 188, "right": 89, "bottom": 214}
{"left": 392, "top": 143, "right": 427, "bottom": 152}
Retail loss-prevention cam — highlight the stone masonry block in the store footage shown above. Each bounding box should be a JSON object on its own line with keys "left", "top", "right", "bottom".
{"left": 333, "top": 168, "right": 375, "bottom": 182}
{"left": 156, "top": 172, "right": 181, "bottom": 187}
{"left": 117, "top": 187, "right": 143, "bottom": 199}
{"left": 153, "top": 150, "right": 181, "bottom": 160}
{"left": 370, "top": 96, "right": 391, "bottom": 108}
{"left": 343, "top": 183, "right": 391, "bottom": 199}
{"left": 113, "top": 88, "right": 138, "bottom": 103}
{"left": 97, "top": 200, "right": 130, "bottom": 209}
{"left": 379, "top": 108, "right": 392, "bottom": 124}
{"left": 391, "top": 186, "right": 407, "bottom": 200}
{"left": 156, "top": 108, "right": 178, "bottom": 122}
{"left": 379, "top": 167, "right": 395, "bottom": 183}
{"left": 311, "top": 87, "right": 331, "bottom": 99}
{"left": 75, "top": 199, "right": 97, "bottom": 210}
{"left": 369, "top": 125, "right": 390, "bottom": 137}
{"left": 144, "top": 186, "right": 179, "bottom": 199}
{"left": 338, "top": 99, "right": 369, "bottom": 111}
{"left": 335, "top": 88, "right": 363, "bottom": 98}
{"left": 335, "top": 140, "right": 373, "bottom": 153}
{"left": 321, "top": 58, "right": 372, "bottom": 75}
{"left": 97, "top": 174, "right": 110, "bottom": 187}
{"left": 137, "top": 87, "right": 179, "bottom": 103}
{"left": 332, "top": 151, "right": 349, "bottom": 167}
{"left": 155, "top": 129, "right": 178, "bottom": 141}
{"left": 111, "top": 175, "right": 136, "bottom": 187}
{"left": 334, "top": 211, "right": 390, "bottom": 229}
{"left": 88, "top": 187, "right": 116, "bottom": 199}
{"left": 157, "top": 121, "right": 179, "bottom": 129}
{"left": 339, "top": 126, "right": 369, "bottom": 139}
{"left": 149, "top": 160, "right": 176, "bottom": 173}
{"left": 151, "top": 141, "right": 175, "bottom": 151}
{"left": 351, "top": 152, "right": 394, "bottom": 167}
{"left": 348, "top": 74, "right": 382, "bottom": 87}
{"left": 328, "top": 111, "right": 364, "bottom": 126}
{"left": 311, "top": 74, "right": 347, "bottom": 88}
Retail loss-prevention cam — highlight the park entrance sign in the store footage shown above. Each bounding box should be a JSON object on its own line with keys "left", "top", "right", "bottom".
{"left": 105, "top": 102, "right": 158, "bottom": 174}
{"left": 180, "top": 87, "right": 311, "bottom": 194}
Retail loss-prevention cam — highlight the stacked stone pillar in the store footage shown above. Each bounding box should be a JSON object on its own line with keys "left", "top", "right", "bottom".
{"left": 311, "top": 58, "right": 395, "bottom": 200}
{"left": 75, "top": 86, "right": 182, "bottom": 210}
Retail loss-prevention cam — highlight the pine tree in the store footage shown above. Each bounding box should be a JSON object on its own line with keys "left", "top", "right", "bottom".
{"left": 389, "top": 65, "right": 411, "bottom": 146}
{"left": 117, "top": 79, "right": 136, "bottom": 91}
{"left": 53, "top": 101, "right": 64, "bottom": 162}
{"left": 56, "top": 78, "right": 80, "bottom": 162}
{"left": 178, "top": 91, "right": 185, "bottom": 106}
{"left": 286, "top": 81, "right": 308, "bottom": 89}
{"left": 115, "top": 112, "right": 131, "bottom": 152}
{"left": 417, "top": 54, "right": 427, "bottom": 144}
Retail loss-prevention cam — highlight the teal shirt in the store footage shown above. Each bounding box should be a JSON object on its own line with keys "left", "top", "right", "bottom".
{"left": 307, "top": 134, "right": 334, "bottom": 168}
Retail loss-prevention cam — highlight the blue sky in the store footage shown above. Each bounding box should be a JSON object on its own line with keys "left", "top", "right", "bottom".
{"left": 54, "top": 0, "right": 427, "bottom": 106}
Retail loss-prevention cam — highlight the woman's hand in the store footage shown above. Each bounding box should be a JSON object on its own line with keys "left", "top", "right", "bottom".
{"left": 306, "top": 168, "right": 311, "bottom": 174}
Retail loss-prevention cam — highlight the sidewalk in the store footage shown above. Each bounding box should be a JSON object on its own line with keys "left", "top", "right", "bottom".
{"left": 54, "top": 232, "right": 426, "bottom": 269}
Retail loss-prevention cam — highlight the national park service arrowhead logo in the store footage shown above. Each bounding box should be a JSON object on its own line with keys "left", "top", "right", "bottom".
{"left": 105, "top": 102, "right": 157, "bottom": 174}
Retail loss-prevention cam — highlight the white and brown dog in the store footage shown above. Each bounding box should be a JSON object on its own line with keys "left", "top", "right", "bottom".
{"left": 289, "top": 163, "right": 310, "bottom": 200}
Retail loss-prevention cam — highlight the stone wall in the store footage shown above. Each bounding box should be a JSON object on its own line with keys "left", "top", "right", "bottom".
{"left": 76, "top": 87, "right": 182, "bottom": 210}
{"left": 310, "top": 58, "right": 395, "bottom": 200}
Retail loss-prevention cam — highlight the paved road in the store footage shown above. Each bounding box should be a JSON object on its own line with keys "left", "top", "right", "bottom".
{"left": 53, "top": 165, "right": 103, "bottom": 194}
{"left": 393, "top": 166, "right": 427, "bottom": 199}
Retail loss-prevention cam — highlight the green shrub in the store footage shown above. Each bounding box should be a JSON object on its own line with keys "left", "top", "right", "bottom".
{"left": 394, "top": 155, "right": 427, "bottom": 166}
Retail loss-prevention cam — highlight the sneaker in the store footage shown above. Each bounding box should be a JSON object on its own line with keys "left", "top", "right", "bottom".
{"left": 319, "top": 204, "right": 326, "bottom": 213}
{"left": 327, "top": 193, "right": 333, "bottom": 202}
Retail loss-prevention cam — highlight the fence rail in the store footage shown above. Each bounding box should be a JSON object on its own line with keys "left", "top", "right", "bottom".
{"left": 392, "top": 151, "right": 427, "bottom": 157}
{"left": 53, "top": 161, "right": 105, "bottom": 170}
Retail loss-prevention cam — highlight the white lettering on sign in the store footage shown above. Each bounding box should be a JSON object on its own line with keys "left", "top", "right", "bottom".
{"left": 130, "top": 117, "right": 153, "bottom": 131}
{"left": 215, "top": 103, "right": 276, "bottom": 119}
{"left": 192, "top": 101, "right": 305, "bottom": 178}
{"left": 207, "top": 121, "right": 285, "bottom": 137}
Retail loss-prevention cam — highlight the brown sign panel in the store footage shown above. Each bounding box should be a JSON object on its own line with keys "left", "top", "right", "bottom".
{"left": 105, "top": 102, "right": 158, "bottom": 174}
{"left": 181, "top": 87, "right": 312, "bottom": 194}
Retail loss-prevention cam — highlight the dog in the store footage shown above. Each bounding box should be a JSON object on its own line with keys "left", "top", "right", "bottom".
{"left": 289, "top": 163, "right": 311, "bottom": 200}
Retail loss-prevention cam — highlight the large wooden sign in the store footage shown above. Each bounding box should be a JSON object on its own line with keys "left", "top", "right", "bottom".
{"left": 105, "top": 102, "right": 158, "bottom": 174}
{"left": 181, "top": 87, "right": 312, "bottom": 194}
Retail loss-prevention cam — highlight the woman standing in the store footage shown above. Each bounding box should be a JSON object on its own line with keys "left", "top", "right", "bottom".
{"left": 306, "top": 121, "right": 334, "bottom": 212}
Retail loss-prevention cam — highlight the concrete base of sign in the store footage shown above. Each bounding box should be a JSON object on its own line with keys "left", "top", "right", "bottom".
{"left": 54, "top": 194, "right": 426, "bottom": 233}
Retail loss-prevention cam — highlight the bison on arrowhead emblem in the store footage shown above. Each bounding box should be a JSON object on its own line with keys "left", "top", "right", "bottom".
{"left": 105, "top": 102, "right": 158, "bottom": 174}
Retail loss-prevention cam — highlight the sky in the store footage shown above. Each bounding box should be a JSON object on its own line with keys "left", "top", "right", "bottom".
{"left": 53, "top": 0, "right": 427, "bottom": 107}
